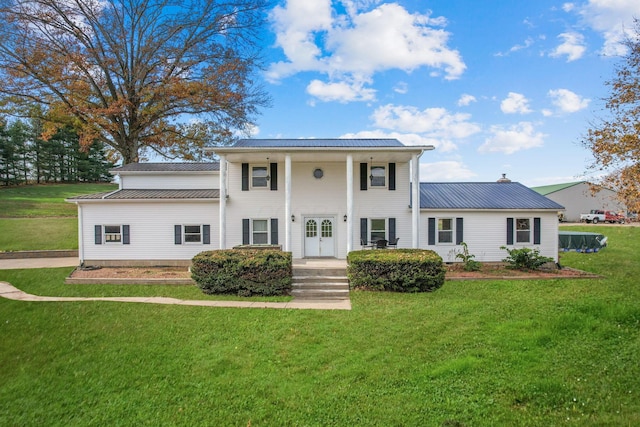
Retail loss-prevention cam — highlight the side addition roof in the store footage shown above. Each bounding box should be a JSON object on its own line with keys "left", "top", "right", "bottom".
{"left": 67, "top": 189, "right": 219, "bottom": 201}
{"left": 530, "top": 181, "right": 584, "bottom": 196}
{"left": 111, "top": 162, "right": 219, "bottom": 173}
{"left": 420, "top": 182, "right": 564, "bottom": 210}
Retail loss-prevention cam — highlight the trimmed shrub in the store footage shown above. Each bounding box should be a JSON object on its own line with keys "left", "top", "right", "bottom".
{"left": 347, "top": 249, "right": 445, "bottom": 292}
{"left": 191, "top": 249, "right": 292, "bottom": 297}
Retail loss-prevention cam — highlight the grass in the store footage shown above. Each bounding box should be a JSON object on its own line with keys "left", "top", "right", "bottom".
{"left": 0, "top": 183, "right": 117, "bottom": 218}
{"left": 0, "top": 225, "right": 639, "bottom": 425}
{"left": 0, "top": 183, "right": 116, "bottom": 251}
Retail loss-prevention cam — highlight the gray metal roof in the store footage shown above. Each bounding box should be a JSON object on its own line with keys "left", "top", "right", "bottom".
{"left": 68, "top": 189, "right": 219, "bottom": 200}
{"left": 233, "top": 139, "right": 404, "bottom": 148}
{"left": 111, "top": 162, "right": 219, "bottom": 173}
{"left": 420, "top": 182, "right": 564, "bottom": 210}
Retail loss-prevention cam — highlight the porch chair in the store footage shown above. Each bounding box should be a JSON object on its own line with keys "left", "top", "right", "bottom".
{"left": 387, "top": 237, "right": 399, "bottom": 249}
{"left": 360, "top": 238, "right": 373, "bottom": 250}
{"left": 376, "top": 239, "right": 388, "bottom": 249}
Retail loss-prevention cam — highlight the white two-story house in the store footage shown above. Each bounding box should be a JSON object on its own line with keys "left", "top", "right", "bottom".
{"left": 67, "top": 139, "right": 563, "bottom": 266}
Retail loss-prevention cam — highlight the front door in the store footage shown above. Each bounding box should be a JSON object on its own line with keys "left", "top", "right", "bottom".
{"left": 304, "top": 217, "right": 335, "bottom": 257}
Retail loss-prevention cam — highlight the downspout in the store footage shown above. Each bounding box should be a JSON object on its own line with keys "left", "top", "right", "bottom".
{"left": 77, "top": 203, "right": 84, "bottom": 266}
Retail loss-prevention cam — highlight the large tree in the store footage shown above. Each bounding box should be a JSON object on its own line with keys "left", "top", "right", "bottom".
{"left": 0, "top": 0, "right": 270, "bottom": 164}
{"left": 582, "top": 20, "right": 640, "bottom": 212}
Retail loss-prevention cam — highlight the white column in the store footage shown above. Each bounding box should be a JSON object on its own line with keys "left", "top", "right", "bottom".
{"left": 285, "top": 154, "right": 292, "bottom": 252}
{"left": 412, "top": 154, "right": 420, "bottom": 248}
{"left": 346, "top": 154, "right": 354, "bottom": 254}
{"left": 219, "top": 155, "right": 227, "bottom": 249}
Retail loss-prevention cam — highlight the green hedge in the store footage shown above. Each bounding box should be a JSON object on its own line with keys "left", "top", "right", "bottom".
{"left": 191, "top": 249, "right": 292, "bottom": 297}
{"left": 347, "top": 249, "right": 445, "bottom": 292}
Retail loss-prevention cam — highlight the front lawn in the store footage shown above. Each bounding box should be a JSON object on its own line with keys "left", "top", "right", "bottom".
{"left": 0, "top": 218, "right": 78, "bottom": 251}
{"left": 0, "top": 225, "right": 638, "bottom": 425}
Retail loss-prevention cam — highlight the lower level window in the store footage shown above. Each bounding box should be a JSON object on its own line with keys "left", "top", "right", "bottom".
{"left": 516, "top": 218, "right": 530, "bottom": 243}
{"left": 104, "top": 225, "right": 122, "bottom": 243}
{"left": 252, "top": 219, "right": 269, "bottom": 244}
{"left": 370, "top": 218, "right": 386, "bottom": 241}
{"left": 438, "top": 218, "right": 453, "bottom": 243}
{"left": 184, "top": 225, "right": 202, "bottom": 243}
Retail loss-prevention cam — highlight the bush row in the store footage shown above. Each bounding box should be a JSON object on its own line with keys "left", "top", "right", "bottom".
{"left": 191, "top": 249, "right": 292, "bottom": 297}
{"left": 347, "top": 249, "right": 445, "bottom": 292}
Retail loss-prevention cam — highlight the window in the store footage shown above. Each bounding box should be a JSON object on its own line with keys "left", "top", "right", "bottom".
{"left": 370, "top": 218, "right": 386, "bottom": 241}
{"left": 252, "top": 166, "right": 268, "bottom": 188}
{"left": 306, "top": 219, "right": 317, "bottom": 238}
{"left": 516, "top": 218, "right": 530, "bottom": 243}
{"left": 104, "top": 225, "right": 122, "bottom": 243}
{"left": 184, "top": 225, "right": 202, "bottom": 243}
{"left": 370, "top": 165, "right": 386, "bottom": 187}
{"left": 438, "top": 218, "right": 453, "bottom": 243}
{"left": 252, "top": 219, "right": 269, "bottom": 244}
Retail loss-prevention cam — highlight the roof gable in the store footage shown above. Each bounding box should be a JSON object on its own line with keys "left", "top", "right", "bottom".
{"left": 420, "top": 182, "right": 564, "bottom": 210}
{"left": 530, "top": 181, "right": 584, "bottom": 195}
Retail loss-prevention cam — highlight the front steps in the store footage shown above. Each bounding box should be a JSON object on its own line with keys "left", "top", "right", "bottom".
{"left": 291, "top": 264, "right": 350, "bottom": 301}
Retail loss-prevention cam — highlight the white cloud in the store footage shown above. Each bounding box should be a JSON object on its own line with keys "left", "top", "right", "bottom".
{"left": 457, "top": 94, "right": 477, "bottom": 106}
{"left": 420, "top": 161, "right": 477, "bottom": 181}
{"left": 547, "top": 88, "right": 590, "bottom": 113}
{"left": 495, "top": 37, "right": 534, "bottom": 57}
{"left": 575, "top": 0, "right": 640, "bottom": 56}
{"left": 500, "top": 92, "right": 532, "bottom": 114}
{"left": 340, "top": 129, "right": 458, "bottom": 152}
{"left": 393, "top": 81, "right": 408, "bottom": 94}
{"left": 550, "top": 32, "right": 586, "bottom": 61}
{"left": 479, "top": 122, "right": 546, "bottom": 154}
{"left": 562, "top": 3, "right": 575, "bottom": 12}
{"left": 267, "top": 0, "right": 466, "bottom": 102}
{"left": 371, "top": 104, "right": 481, "bottom": 140}
{"left": 306, "top": 78, "right": 376, "bottom": 103}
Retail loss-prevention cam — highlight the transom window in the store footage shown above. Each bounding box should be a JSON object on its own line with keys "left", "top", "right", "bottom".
{"left": 252, "top": 219, "right": 269, "bottom": 244}
{"left": 104, "top": 225, "right": 122, "bottom": 243}
{"left": 516, "top": 218, "right": 531, "bottom": 243}
{"left": 252, "top": 166, "right": 268, "bottom": 188}
{"left": 183, "top": 225, "right": 202, "bottom": 243}
{"left": 370, "top": 218, "right": 386, "bottom": 241}
{"left": 438, "top": 218, "right": 453, "bottom": 243}
{"left": 370, "top": 165, "right": 386, "bottom": 187}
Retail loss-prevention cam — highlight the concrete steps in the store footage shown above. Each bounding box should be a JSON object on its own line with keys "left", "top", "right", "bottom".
{"left": 291, "top": 266, "right": 350, "bottom": 301}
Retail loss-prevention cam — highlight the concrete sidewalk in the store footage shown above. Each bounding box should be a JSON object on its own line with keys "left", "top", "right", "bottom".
{"left": 0, "top": 257, "right": 78, "bottom": 270}
{"left": 0, "top": 281, "right": 351, "bottom": 310}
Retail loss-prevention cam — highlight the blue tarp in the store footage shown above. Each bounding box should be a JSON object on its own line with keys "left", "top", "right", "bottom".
{"left": 559, "top": 231, "right": 607, "bottom": 253}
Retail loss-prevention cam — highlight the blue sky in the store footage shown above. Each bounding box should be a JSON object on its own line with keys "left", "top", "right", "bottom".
{"left": 247, "top": 0, "right": 640, "bottom": 187}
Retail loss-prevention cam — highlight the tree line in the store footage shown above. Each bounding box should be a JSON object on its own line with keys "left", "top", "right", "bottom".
{"left": 0, "top": 117, "right": 114, "bottom": 186}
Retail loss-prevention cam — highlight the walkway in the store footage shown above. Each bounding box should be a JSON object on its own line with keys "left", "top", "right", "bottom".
{"left": 0, "top": 257, "right": 352, "bottom": 310}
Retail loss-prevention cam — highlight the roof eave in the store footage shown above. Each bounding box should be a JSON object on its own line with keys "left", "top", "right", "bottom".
{"left": 206, "top": 145, "right": 435, "bottom": 154}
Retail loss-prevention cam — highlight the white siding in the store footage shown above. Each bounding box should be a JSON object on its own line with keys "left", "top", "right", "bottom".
{"left": 421, "top": 210, "right": 559, "bottom": 262}
{"left": 225, "top": 160, "right": 414, "bottom": 259}
{"left": 80, "top": 201, "right": 219, "bottom": 263}
{"left": 121, "top": 173, "right": 218, "bottom": 190}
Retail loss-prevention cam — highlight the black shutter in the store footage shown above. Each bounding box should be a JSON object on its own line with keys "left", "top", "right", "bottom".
{"left": 360, "top": 218, "right": 368, "bottom": 243}
{"left": 533, "top": 217, "right": 541, "bottom": 244}
{"left": 94, "top": 225, "right": 102, "bottom": 245}
{"left": 270, "top": 218, "right": 278, "bottom": 245}
{"left": 388, "top": 218, "right": 396, "bottom": 241}
{"left": 506, "top": 218, "right": 514, "bottom": 245}
{"left": 242, "top": 219, "right": 250, "bottom": 245}
{"left": 270, "top": 163, "right": 278, "bottom": 191}
{"left": 360, "top": 163, "right": 368, "bottom": 191}
{"left": 428, "top": 217, "right": 436, "bottom": 245}
{"left": 203, "top": 225, "right": 211, "bottom": 245}
{"left": 122, "top": 225, "right": 130, "bottom": 245}
{"left": 455, "top": 218, "right": 463, "bottom": 245}
{"left": 241, "top": 163, "right": 249, "bottom": 191}
{"left": 174, "top": 225, "right": 182, "bottom": 245}
{"left": 388, "top": 163, "right": 396, "bottom": 191}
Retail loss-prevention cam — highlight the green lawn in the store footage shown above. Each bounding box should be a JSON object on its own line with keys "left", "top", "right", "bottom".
{"left": 0, "top": 225, "right": 638, "bottom": 426}
{"left": 0, "top": 183, "right": 116, "bottom": 251}
{"left": 0, "top": 183, "right": 117, "bottom": 218}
